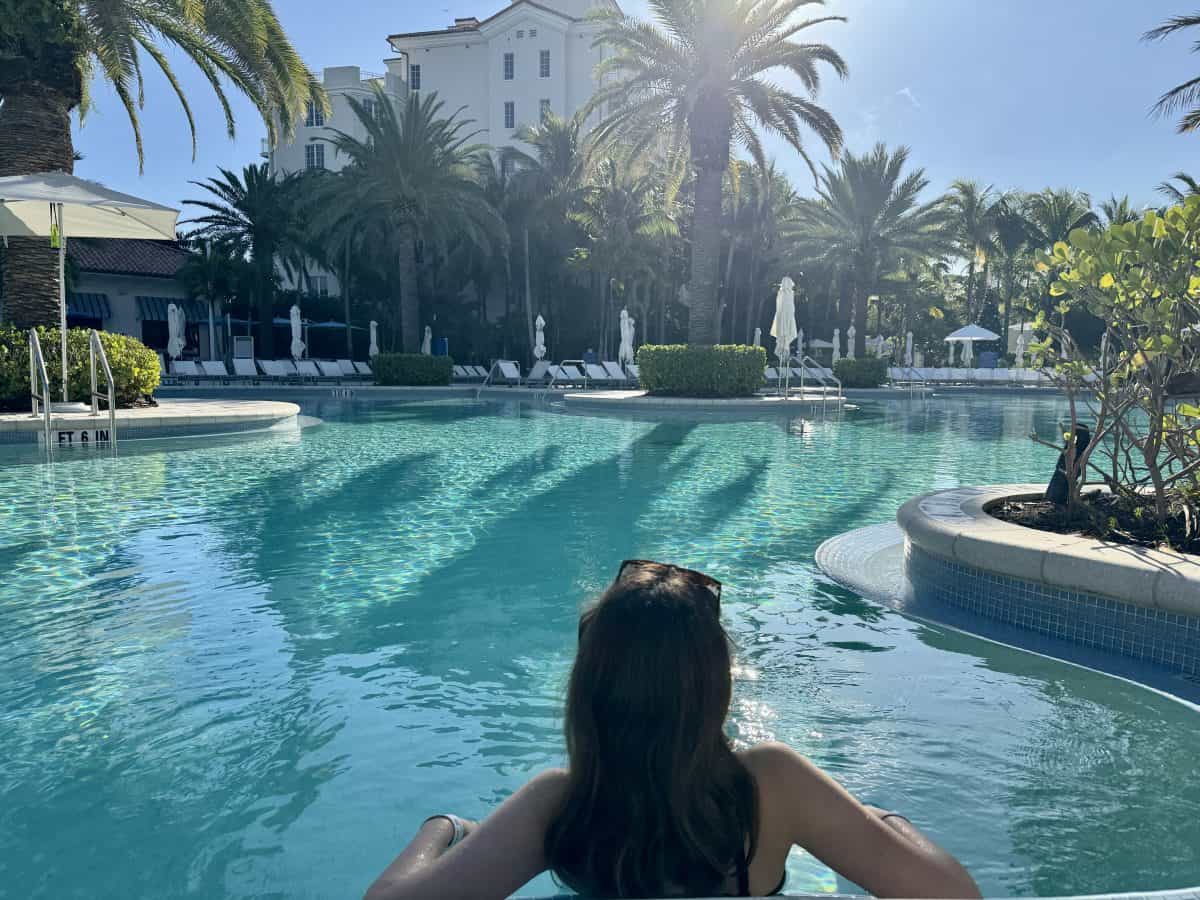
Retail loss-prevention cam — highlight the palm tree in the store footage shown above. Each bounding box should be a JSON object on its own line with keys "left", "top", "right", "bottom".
{"left": 1099, "top": 194, "right": 1140, "bottom": 226}
{"left": 0, "top": 0, "right": 321, "bottom": 328}
{"left": 326, "top": 89, "right": 505, "bottom": 352}
{"left": 788, "top": 143, "right": 951, "bottom": 357}
{"left": 589, "top": 0, "right": 847, "bottom": 345}
{"left": 184, "top": 163, "right": 308, "bottom": 357}
{"left": 991, "top": 195, "right": 1034, "bottom": 340}
{"left": 1144, "top": 14, "right": 1200, "bottom": 132}
{"left": 1157, "top": 171, "right": 1200, "bottom": 203}
{"left": 1024, "top": 188, "right": 1098, "bottom": 249}
{"left": 947, "top": 181, "right": 997, "bottom": 322}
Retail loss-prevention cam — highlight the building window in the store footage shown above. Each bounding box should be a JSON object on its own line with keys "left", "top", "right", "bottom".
{"left": 539, "top": 49, "right": 550, "bottom": 78}
{"left": 409, "top": 63, "right": 421, "bottom": 90}
{"left": 311, "top": 275, "right": 329, "bottom": 297}
{"left": 504, "top": 101, "right": 515, "bottom": 130}
{"left": 305, "top": 143, "right": 325, "bottom": 170}
{"left": 305, "top": 101, "right": 324, "bottom": 127}
{"left": 503, "top": 52, "right": 514, "bottom": 80}
{"left": 362, "top": 97, "right": 380, "bottom": 121}
{"left": 540, "top": 99, "right": 551, "bottom": 121}
{"left": 516, "top": 29, "right": 524, "bottom": 38}
{"left": 529, "top": 28, "right": 537, "bottom": 37}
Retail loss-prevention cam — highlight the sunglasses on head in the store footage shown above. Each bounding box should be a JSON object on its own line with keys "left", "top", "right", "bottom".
{"left": 616, "top": 559, "right": 722, "bottom": 611}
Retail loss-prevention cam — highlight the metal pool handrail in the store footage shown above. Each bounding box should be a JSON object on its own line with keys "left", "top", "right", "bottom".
{"left": 88, "top": 329, "right": 117, "bottom": 447}
{"left": 28, "top": 328, "right": 52, "bottom": 447}
{"left": 795, "top": 354, "right": 842, "bottom": 410}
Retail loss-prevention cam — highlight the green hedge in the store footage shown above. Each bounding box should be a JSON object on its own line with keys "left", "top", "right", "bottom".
{"left": 0, "top": 325, "right": 160, "bottom": 412}
{"left": 372, "top": 353, "right": 454, "bottom": 386}
{"left": 636, "top": 344, "right": 767, "bottom": 397}
{"left": 833, "top": 357, "right": 888, "bottom": 388}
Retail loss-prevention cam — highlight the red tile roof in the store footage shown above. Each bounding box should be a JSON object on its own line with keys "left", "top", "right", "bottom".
{"left": 67, "top": 238, "right": 188, "bottom": 279}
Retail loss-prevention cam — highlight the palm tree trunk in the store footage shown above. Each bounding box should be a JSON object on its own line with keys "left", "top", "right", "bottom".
{"left": 687, "top": 163, "right": 725, "bottom": 345}
{"left": 964, "top": 258, "right": 976, "bottom": 322}
{"left": 0, "top": 68, "right": 79, "bottom": 328}
{"left": 523, "top": 227, "right": 535, "bottom": 363}
{"left": 398, "top": 226, "right": 420, "bottom": 353}
{"left": 342, "top": 239, "right": 354, "bottom": 359}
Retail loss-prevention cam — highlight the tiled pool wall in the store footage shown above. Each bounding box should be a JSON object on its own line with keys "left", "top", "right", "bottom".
{"left": 0, "top": 418, "right": 296, "bottom": 445}
{"left": 906, "top": 542, "right": 1200, "bottom": 678}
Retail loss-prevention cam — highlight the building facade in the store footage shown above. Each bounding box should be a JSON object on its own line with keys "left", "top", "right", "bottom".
{"left": 387, "top": 0, "right": 618, "bottom": 152}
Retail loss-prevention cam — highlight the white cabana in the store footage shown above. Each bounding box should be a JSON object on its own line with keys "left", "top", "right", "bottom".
{"left": 0, "top": 172, "right": 180, "bottom": 400}
{"left": 945, "top": 324, "right": 999, "bottom": 367}
{"left": 368, "top": 321, "right": 379, "bottom": 358}
{"left": 534, "top": 314, "right": 547, "bottom": 360}
{"left": 770, "top": 277, "right": 798, "bottom": 393}
{"left": 290, "top": 305, "right": 306, "bottom": 360}
{"left": 420, "top": 325, "right": 432, "bottom": 356}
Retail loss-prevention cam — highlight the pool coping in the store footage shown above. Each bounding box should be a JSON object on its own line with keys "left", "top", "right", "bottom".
{"left": 562, "top": 389, "right": 846, "bottom": 410}
{"left": 898, "top": 485, "right": 1200, "bottom": 616}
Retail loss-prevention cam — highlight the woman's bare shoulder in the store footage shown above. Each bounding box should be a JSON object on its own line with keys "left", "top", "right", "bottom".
{"left": 737, "top": 741, "right": 824, "bottom": 785}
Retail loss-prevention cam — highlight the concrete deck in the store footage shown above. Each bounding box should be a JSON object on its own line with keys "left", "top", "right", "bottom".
{"left": 0, "top": 398, "right": 300, "bottom": 445}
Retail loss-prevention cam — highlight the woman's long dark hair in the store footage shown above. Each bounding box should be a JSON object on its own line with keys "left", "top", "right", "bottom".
{"left": 545, "top": 566, "right": 758, "bottom": 898}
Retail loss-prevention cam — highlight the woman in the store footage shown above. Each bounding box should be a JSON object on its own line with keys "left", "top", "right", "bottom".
{"left": 365, "top": 561, "right": 981, "bottom": 900}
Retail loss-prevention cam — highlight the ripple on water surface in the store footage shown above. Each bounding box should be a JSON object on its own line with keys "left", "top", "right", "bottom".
{"left": 1, "top": 396, "right": 1198, "bottom": 898}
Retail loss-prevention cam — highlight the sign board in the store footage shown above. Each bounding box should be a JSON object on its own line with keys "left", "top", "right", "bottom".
{"left": 38, "top": 428, "right": 114, "bottom": 447}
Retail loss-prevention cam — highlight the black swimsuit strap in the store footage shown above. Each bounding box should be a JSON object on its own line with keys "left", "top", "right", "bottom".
{"left": 735, "top": 852, "right": 751, "bottom": 897}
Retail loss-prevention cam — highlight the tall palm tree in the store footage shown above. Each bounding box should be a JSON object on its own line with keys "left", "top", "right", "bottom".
{"left": 0, "top": 0, "right": 322, "bottom": 328}
{"left": 788, "top": 143, "right": 951, "bottom": 356}
{"left": 1024, "top": 188, "right": 1098, "bottom": 249}
{"left": 589, "top": 0, "right": 847, "bottom": 345}
{"left": 326, "top": 89, "right": 505, "bottom": 352}
{"left": 1144, "top": 14, "right": 1200, "bottom": 132}
{"left": 1157, "top": 171, "right": 1200, "bottom": 203}
{"left": 947, "top": 181, "right": 997, "bottom": 322}
{"left": 184, "top": 163, "right": 308, "bottom": 357}
{"left": 991, "top": 194, "right": 1034, "bottom": 340}
{"left": 1099, "top": 194, "right": 1141, "bottom": 226}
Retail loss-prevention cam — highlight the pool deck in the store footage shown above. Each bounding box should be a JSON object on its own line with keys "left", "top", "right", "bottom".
{"left": 0, "top": 398, "right": 300, "bottom": 445}
{"left": 562, "top": 389, "right": 847, "bottom": 410}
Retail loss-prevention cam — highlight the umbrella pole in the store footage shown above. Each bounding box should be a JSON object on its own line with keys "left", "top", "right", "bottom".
{"left": 58, "top": 203, "right": 68, "bottom": 402}
{"left": 208, "top": 300, "right": 216, "bottom": 360}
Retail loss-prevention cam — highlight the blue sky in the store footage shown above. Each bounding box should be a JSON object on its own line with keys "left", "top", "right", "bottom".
{"left": 74, "top": 0, "right": 1200, "bottom": 213}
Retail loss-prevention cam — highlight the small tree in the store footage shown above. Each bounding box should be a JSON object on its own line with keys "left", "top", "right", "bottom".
{"left": 1033, "top": 198, "right": 1200, "bottom": 543}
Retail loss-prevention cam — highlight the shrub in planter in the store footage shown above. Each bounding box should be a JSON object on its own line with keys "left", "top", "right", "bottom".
{"left": 0, "top": 325, "right": 160, "bottom": 412}
{"left": 833, "top": 357, "right": 888, "bottom": 388}
{"left": 372, "top": 353, "right": 454, "bottom": 386}
{"left": 636, "top": 345, "right": 767, "bottom": 397}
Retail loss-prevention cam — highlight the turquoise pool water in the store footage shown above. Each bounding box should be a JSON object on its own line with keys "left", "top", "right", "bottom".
{"left": 2, "top": 396, "right": 1199, "bottom": 899}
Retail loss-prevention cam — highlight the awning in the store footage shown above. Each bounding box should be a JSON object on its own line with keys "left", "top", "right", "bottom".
{"left": 137, "top": 296, "right": 207, "bottom": 322}
{"left": 67, "top": 292, "right": 111, "bottom": 319}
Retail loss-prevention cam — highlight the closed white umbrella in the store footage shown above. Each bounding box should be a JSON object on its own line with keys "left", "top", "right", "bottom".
{"left": 771, "top": 277, "right": 798, "bottom": 394}
{"left": 369, "top": 321, "right": 380, "bottom": 358}
{"left": 752, "top": 326, "right": 761, "bottom": 348}
{"left": 1015, "top": 331, "right": 1029, "bottom": 368}
{"left": 420, "top": 325, "right": 432, "bottom": 356}
{"left": 846, "top": 324, "right": 856, "bottom": 360}
{"left": 167, "top": 303, "right": 187, "bottom": 360}
{"left": 832, "top": 328, "right": 841, "bottom": 363}
{"left": 534, "top": 314, "right": 547, "bottom": 360}
{"left": 905, "top": 332, "right": 914, "bottom": 366}
{"left": 289, "top": 304, "right": 306, "bottom": 360}
{"left": 0, "top": 172, "right": 179, "bottom": 400}
{"left": 963, "top": 339, "right": 974, "bottom": 366}
{"left": 618, "top": 308, "right": 636, "bottom": 365}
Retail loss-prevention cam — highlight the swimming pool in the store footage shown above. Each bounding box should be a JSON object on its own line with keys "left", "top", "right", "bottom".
{"left": 2, "top": 395, "right": 1198, "bottom": 898}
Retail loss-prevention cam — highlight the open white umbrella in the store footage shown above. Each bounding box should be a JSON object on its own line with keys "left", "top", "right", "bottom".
{"left": 166, "top": 303, "right": 187, "bottom": 360}
{"left": 534, "top": 314, "right": 547, "bottom": 360}
{"left": 290, "top": 305, "right": 306, "bottom": 360}
{"left": 618, "top": 308, "right": 636, "bottom": 365}
{"left": 770, "top": 277, "right": 798, "bottom": 393}
{"left": 421, "top": 325, "right": 432, "bottom": 356}
{"left": 368, "top": 321, "right": 379, "bottom": 358}
{"left": 0, "top": 172, "right": 179, "bottom": 400}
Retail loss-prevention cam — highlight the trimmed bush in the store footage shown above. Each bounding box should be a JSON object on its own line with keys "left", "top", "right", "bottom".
{"left": 833, "top": 357, "right": 888, "bottom": 388}
{"left": 0, "top": 325, "right": 160, "bottom": 412}
{"left": 372, "top": 353, "right": 454, "bottom": 386}
{"left": 636, "top": 344, "right": 767, "bottom": 397}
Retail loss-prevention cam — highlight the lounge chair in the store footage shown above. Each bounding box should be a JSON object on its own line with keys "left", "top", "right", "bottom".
{"left": 257, "top": 359, "right": 288, "bottom": 380}
{"left": 295, "top": 359, "right": 322, "bottom": 379}
{"left": 602, "top": 361, "right": 629, "bottom": 385}
{"left": 355, "top": 361, "right": 373, "bottom": 377}
{"left": 549, "top": 364, "right": 587, "bottom": 388}
{"left": 452, "top": 365, "right": 474, "bottom": 382}
{"left": 232, "top": 358, "right": 259, "bottom": 380}
{"left": 336, "top": 359, "right": 359, "bottom": 378}
{"left": 585, "top": 363, "right": 619, "bottom": 386}
{"left": 171, "top": 360, "right": 202, "bottom": 379}
{"left": 315, "top": 360, "right": 344, "bottom": 379}
{"left": 487, "top": 360, "right": 522, "bottom": 385}
{"left": 201, "top": 360, "right": 230, "bottom": 380}
{"left": 524, "top": 360, "right": 553, "bottom": 385}
{"left": 469, "top": 365, "right": 490, "bottom": 379}
{"left": 626, "top": 363, "right": 640, "bottom": 385}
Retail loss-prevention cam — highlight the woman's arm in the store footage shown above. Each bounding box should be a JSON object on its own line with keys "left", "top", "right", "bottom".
{"left": 748, "top": 743, "right": 981, "bottom": 899}
{"left": 363, "top": 769, "right": 567, "bottom": 900}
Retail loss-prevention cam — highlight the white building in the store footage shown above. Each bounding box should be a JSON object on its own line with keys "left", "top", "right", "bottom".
{"left": 387, "top": 0, "right": 618, "bottom": 151}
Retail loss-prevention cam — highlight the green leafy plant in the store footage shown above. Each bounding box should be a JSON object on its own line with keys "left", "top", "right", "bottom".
{"left": 371, "top": 353, "right": 454, "bottom": 386}
{"left": 0, "top": 325, "right": 160, "bottom": 412}
{"left": 636, "top": 345, "right": 766, "bottom": 397}
{"left": 833, "top": 357, "right": 888, "bottom": 388}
